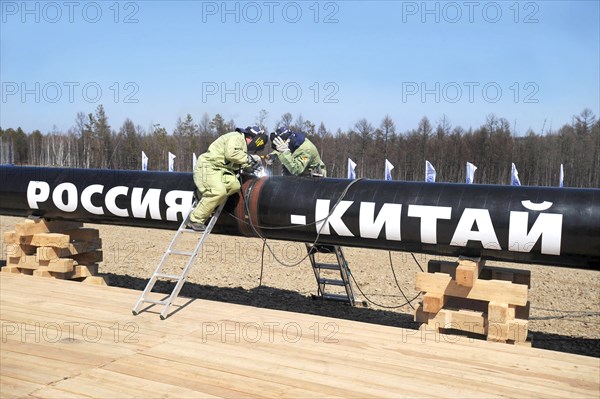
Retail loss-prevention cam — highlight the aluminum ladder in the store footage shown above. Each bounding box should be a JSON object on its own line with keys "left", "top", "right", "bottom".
{"left": 306, "top": 244, "right": 355, "bottom": 306}
{"left": 132, "top": 201, "right": 225, "bottom": 319}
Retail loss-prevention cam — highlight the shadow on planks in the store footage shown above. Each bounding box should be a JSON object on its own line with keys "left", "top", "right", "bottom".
{"left": 101, "top": 271, "right": 600, "bottom": 358}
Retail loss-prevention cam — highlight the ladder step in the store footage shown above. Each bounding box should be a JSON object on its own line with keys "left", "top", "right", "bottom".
{"left": 314, "top": 263, "right": 340, "bottom": 270}
{"left": 306, "top": 243, "right": 355, "bottom": 307}
{"left": 133, "top": 201, "right": 227, "bottom": 319}
{"left": 308, "top": 244, "right": 337, "bottom": 254}
{"left": 168, "top": 250, "right": 195, "bottom": 256}
{"left": 155, "top": 273, "right": 182, "bottom": 280}
{"left": 141, "top": 299, "right": 169, "bottom": 305}
{"left": 317, "top": 278, "right": 345, "bottom": 286}
{"left": 322, "top": 293, "right": 351, "bottom": 302}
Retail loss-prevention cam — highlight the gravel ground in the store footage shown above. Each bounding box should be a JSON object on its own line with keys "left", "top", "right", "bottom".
{"left": 1, "top": 215, "right": 599, "bottom": 358}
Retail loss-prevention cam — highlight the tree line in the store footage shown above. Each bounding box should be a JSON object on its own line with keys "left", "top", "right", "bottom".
{"left": 1, "top": 106, "right": 598, "bottom": 188}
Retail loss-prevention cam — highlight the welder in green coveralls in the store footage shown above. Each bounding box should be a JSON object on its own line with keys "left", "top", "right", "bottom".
{"left": 188, "top": 126, "right": 263, "bottom": 231}
{"left": 270, "top": 128, "right": 327, "bottom": 177}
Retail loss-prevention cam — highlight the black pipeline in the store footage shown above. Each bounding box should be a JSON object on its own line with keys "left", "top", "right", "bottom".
{"left": 0, "top": 165, "right": 598, "bottom": 269}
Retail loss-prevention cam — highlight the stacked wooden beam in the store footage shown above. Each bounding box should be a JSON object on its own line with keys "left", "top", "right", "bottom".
{"left": 2, "top": 219, "right": 107, "bottom": 285}
{"left": 414, "top": 257, "right": 531, "bottom": 345}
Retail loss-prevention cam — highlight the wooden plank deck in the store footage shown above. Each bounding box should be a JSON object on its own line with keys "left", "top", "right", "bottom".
{"left": 1, "top": 273, "right": 598, "bottom": 398}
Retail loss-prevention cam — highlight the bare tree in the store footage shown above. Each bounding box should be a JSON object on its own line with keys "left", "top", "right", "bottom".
{"left": 354, "top": 118, "right": 374, "bottom": 176}
{"left": 436, "top": 114, "right": 451, "bottom": 138}
{"left": 210, "top": 114, "right": 227, "bottom": 135}
{"left": 93, "top": 105, "right": 111, "bottom": 169}
{"left": 485, "top": 113, "right": 499, "bottom": 134}
{"left": 294, "top": 114, "right": 305, "bottom": 131}
{"left": 277, "top": 113, "right": 293, "bottom": 129}
{"left": 256, "top": 109, "right": 269, "bottom": 131}
{"left": 574, "top": 108, "right": 597, "bottom": 135}
{"left": 6, "top": 108, "right": 598, "bottom": 187}
{"left": 380, "top": 115, "right": 396, "bottom": 159}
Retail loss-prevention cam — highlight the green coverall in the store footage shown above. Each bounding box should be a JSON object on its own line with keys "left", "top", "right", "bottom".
{"left": 277, "top": 138, "right": 327, "bottom": 177}
{"left": 190, "top": 131, "right": 249, "bottom": 224}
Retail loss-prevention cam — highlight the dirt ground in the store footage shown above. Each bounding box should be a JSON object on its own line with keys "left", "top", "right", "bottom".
{"left": 1, "top": 215, "right": 599, "bottom": 358}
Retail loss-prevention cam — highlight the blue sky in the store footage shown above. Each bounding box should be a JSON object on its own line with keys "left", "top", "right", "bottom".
{"left": 1, "top": 0, "right": 599, "bottom": 135}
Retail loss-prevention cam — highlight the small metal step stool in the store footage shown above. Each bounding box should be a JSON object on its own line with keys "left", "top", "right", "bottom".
{"left": 132, "top": 201, "right": 225, "bottom": 319}
{"left": 306, "top": 244, "right": 355, "bottom": 306}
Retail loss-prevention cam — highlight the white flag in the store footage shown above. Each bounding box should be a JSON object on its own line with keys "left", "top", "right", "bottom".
{"left": 168, "top": 152, "right": 176, "bottom": 172}
{"left": 141, "top": 151, "right": 148, "bottom": 171}
{"left": 193, "top": 153, "right": 197, "bottom": 170}
{"left": 559, "top": 163, "right": 564, "bottom": 188}
{"left": 466, "top": 161, "right": 477, "bottom": 184}
{"left": 425, "top": 160, "right": 436, "bottom": 182}
{"left": 384, "top": 159, "right": 394, "bottom": 181}
{"left": 511, "top": 163, "right": 521, "bottom": 186}
{"left": 347, "top": 158, "right": 357, "bottom": 179}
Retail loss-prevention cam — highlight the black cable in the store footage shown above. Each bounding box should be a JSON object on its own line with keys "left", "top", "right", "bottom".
{"left": 242, "top": 176, "right": 365, "bottom": 268}
{"left": 224, "top": 210, "right": 329, "bottom": 230}
{"left": 233, "top": 176, "right": 365, "bottom": 230}
{"left": 240, "top": 173, "right": 424, "bottom": 306}
{"left": 411, "top": 253, "right": 425, "bottom": 272}
{"left": 349, "top": 272, "right": 421, "bottom": 309}
{"left": 388, "top": 251, "right": 418, "bottom": 310}
{"left": 258, "top": 239, "right": 266, "bottom": 288}
{"left": 334, "top": 251, "right": 423, "bottom": 310}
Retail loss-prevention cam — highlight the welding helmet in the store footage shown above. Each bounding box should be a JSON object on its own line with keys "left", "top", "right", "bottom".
{"left": 247, "top": 131, "right": 268, "bottom": 154}
{"left": 270, "top": 127, "right": 291, "bottom": 150}
{"left": 236, "top": 126, "right": 262, "bottom": 137}
{"left": 288, "top": 131, "right": 306, "bottom": 153}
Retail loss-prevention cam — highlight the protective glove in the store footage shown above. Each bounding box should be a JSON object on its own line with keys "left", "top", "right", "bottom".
{"left": 243, "top": 154, "right": 262, "bottom": 173}
{"left": 264, "top": 156, "right": 274, "bottom": 166}
{"left": 248, "top": 154, "right": 261, "bottom": 165}
{"left": 273, "top": 136, "right": 290, "bottom": 153}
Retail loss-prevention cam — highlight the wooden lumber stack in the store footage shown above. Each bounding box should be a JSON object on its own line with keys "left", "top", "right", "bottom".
{"left": 414, "top": 257, "right": 531, "bottom": 345}
{"left": 2, "top": 219, "right": 107, "bottom": 285}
